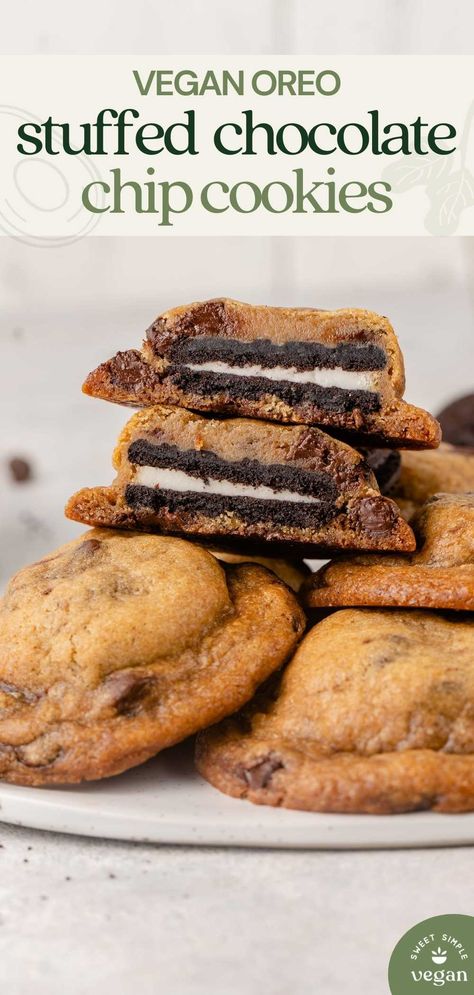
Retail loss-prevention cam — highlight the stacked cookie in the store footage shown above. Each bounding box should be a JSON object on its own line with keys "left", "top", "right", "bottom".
{"left": 67, "top": 299, "right": 437, "bottom": 555}
{"left": 3, "top": 298, "right": 474, "bottom": 815}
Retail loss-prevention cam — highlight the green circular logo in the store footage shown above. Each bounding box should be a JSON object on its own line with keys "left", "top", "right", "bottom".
{"left": 389, "top": 915, "right": 474, "bottom": 993}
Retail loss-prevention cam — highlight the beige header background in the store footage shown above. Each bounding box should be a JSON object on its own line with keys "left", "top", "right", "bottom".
{"left": 0, "top": 55, "right": 473, "bottom": 240}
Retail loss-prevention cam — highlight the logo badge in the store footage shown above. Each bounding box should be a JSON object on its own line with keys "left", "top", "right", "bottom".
{"left": 389, "top": 915, "right": 474, "bottom": 993}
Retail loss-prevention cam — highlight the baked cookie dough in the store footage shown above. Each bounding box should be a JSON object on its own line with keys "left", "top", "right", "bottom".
{"left": 303, "top": 493, "right": 474, "bottom": 611}
{"left": 83, "top": 298, "right": 440, "bottom": 449}
{"left": 0, "top": 529, "right": 305, "bottom": 785}
{"left": 391, "top": 443, "right": 474, "bottom": 520}
{"left": 65, "top": 405, "right": 415, "bottom": 555}
{"left": 210, "top": 549, "right": 308, "bottom": 592}
{"left": 196, "top": 609, "right": 474, "bottom": 814}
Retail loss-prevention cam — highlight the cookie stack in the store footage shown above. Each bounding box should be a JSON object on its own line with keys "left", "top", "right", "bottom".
{"left": 2, "top": 298, "right": 473, "bottom": 815}
{"left": 66, "top": 299, "right": 438, "bottom": 555}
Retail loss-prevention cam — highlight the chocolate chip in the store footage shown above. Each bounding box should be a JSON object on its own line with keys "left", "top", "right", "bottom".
{"left": 8, "top": 457, "right": 33, "bottom": 483}
{"left": 0, "top": 680, "right": 39, "bottom": 704}
{"left": 292, "top": 613, "right": 304, "bottom": 633}
{"left": 101, "top": 671, "right": 156, "bottom": 716}
{"left": 109, "top": 350, "right": 150, "bottom": 387}
{"left": 354, "top": 496, "right": 397, "bottom": 535}
{"left": 70, "top": 539, "right": 103, "bottom": 565}
{"left": 240, "top": 754, "right": 284, "bottom": 790}
{"left": 79, "top": 539, "right": 102, "bottom": 554}
{"left": 147, "top": 300, "right": 232, "bottom": 353}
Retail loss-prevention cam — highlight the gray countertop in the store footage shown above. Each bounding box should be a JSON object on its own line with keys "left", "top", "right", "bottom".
{"left": 0, "top": 823, "right": 472, "bottom": 994}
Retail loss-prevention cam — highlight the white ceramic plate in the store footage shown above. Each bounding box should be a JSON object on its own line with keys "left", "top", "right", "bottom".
{"left": 0, "top": 742, "right": 473, "bottom": 849}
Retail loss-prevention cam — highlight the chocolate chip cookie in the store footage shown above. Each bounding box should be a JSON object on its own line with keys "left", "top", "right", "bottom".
{"left": 303, "top": 493, "right": 474, "bottom": 611}
{"left": 65, "top": 405, "right": 415, "bottom": 555}
{"left": 210, "top": 549, "right": 308, "bottom": 592}
{"left": 83, "top": 298, "right": 440, "bottom": 449}
{"left": 0, "top": 529, "right": 305, "bottom": 785}
{"left": 196, "top": 609, "right": 474, "bottom": 814}
{"left": 391, "top": 444, "right": 474, "bottom": 520}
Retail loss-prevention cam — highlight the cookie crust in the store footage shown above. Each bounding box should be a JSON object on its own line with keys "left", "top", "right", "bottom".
{"left": 209, "top": 549, "right": 308, "bottom": 592}
{"left": 303, "top": 493, "right": 474, "bottom": 611}
{"left": 196, "top": 610, "right": 474, "bottom": 814}
{"left": 0, "top": 529, "right": 305, "bottom": 786}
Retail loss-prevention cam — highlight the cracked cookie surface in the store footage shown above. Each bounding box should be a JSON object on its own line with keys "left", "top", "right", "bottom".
{"left": 0, "top": 529, "right": 305, "bottom": 785}
{"left": 196, "top": 609, "right": 474, "bottom": 813}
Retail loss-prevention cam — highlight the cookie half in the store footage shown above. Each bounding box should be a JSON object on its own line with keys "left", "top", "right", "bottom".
{"left": 83, "top": 298, "right": 440, "bottom": 449}
{"left": 196, "top": 609, "right": 474, "bottom": 814}
{"left": 391, "top": 444, "right": 474, "bottom": 520}
{"left": 65, "top": 405, "right": 415, "bottom": 555}
{"left": 0, "top": 529, "right": 305, "bottom": 785}
{"left": 303, "top": 493, "right": 474, "bottom": 611}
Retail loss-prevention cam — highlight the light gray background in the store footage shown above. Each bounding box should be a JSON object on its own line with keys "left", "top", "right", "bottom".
{"left": 1, "top": 4, "right": 474, "bottom": 994}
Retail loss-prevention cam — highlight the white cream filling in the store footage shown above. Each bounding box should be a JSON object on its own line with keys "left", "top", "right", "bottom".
{"left": 184, "top": 361, "right": 378, "bottom": 392}
{"left": 134, "top": 466, "right": 319, "bottom": 504}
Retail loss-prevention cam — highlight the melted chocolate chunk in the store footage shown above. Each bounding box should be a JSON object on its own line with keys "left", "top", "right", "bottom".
{"left": 128, "top": 439, "right": 338, "bottom": 502}
{"left": 238, "top": 755, "right": 285, "bottom": 790}
{"left": 0, "top": 680, "right": 40, "bottom": 704}
{"left": 168, "top": 336, "right": 387, "bottom": 372}
{"left": 353, "top": 496, "right": 397, "bottom": 535}
{"left": 168, "top": 367, "right": 381, "bottom": 415}
{"left": 147, "top": 300, "right": 233, "bottom": 352}
{"left": 108, "top": 350, "right": 151, "bottom": 388}
{"left": 125, "top": 485, "right": 337, "bottom": 528}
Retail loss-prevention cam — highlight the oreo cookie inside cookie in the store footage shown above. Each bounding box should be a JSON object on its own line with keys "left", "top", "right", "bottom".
{"left": 164, "top": 335, "right": 384, "bottom": 415}
{"left": 126, "top": 439, "right": 339, "bottom": 529}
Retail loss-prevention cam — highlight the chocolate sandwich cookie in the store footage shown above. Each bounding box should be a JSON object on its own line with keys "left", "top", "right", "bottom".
{"left": 391, "top": 443, "right": 474, "bottom": 520}
{"left": 303, "top": 493, "right": 474, "bottom": 611}
{"left": 65, "top": 405, "right": 415, "bottom": 554}
{"left": 196, "top": 609, "right": 474, "bottom": 814}
{"left": 0, "top": 529, "right": 305, "bottom": 785}
{"left": 83, "top": 298, "right": 440, "bottom": 449}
